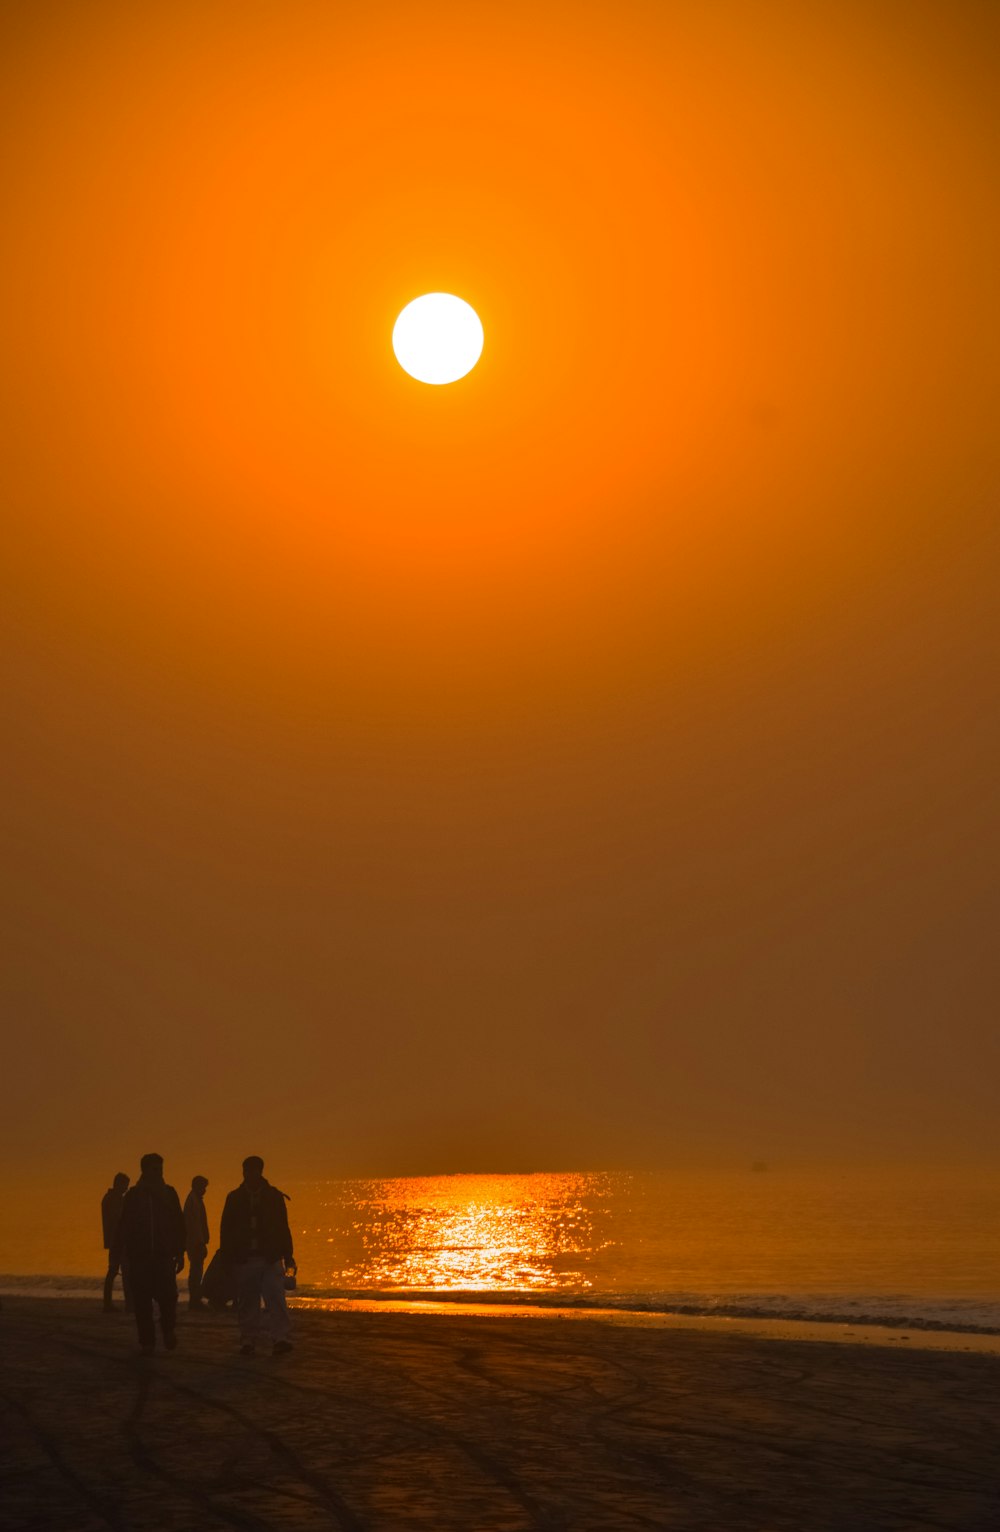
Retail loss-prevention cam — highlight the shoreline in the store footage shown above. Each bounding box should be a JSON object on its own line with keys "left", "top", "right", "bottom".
{"left": 2, "top": 1295, "right": 998, "bottom": 1530}
{"left": 4, "top": 1283, "right": 999, "bottom": 1355}
{"left": 295, "top": 1294, "right": 1000, "bottom": 1354}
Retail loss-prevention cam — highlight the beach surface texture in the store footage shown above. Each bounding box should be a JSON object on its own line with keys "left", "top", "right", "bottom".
{"left": 1, "top": 1297, "right": 998, "bottom": 1530}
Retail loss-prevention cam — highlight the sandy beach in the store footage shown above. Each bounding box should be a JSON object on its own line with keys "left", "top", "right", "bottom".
{"left": 1, "top": 1298, "right": 998, "bottom": 1531}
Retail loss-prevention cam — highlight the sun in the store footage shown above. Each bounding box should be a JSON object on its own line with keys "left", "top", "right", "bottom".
{"left": 392, "top": 293, "right": 484, "bottom": 385}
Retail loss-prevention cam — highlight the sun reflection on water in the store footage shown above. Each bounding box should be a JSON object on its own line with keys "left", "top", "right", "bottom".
{"left": 286, "top": 1167, "right": 1000, "bottom": 1317}
{"left": 297, "top": 1172, "right": 617, "bottom": 1293}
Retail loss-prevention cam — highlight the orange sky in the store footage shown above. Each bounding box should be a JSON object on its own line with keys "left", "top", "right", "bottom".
{"left": 2, "top": 0, "right": 998, "bottom": 1177}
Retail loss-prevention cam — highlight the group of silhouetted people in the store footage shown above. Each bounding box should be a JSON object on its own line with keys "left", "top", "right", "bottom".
{"left": 102, "top": 1153, "right": 297, "bottom": 1357}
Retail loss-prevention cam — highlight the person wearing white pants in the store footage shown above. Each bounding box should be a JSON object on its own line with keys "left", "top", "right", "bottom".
{"left": 235, "top": 1254, "right": 291, "bottom": 1350}
{"left": 220, "top": 1155, "right": 297, "bottom": 1357}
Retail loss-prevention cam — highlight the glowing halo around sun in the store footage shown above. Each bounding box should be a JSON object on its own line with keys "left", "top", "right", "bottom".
{"left": 392, "top": 293, "right": 484, "bottom": 385}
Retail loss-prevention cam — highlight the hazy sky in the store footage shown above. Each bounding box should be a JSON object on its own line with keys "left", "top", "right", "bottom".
{"left": 3, "top": 0, "right": 998, "bottom": 1181}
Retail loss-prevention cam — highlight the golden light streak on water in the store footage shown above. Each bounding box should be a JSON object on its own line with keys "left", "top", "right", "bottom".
{"left": 315, "top": 1173, "right": 612, "bottom": 1293}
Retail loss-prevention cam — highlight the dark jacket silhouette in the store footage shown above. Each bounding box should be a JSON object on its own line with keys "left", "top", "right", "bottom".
{"left": 113, "top": 1166, "right": 185, "bottom": 1351}
{"left": 101, "top": 1184, "right": 127, "bottom": 1250}
{"left": 114, "top": 1174, "right": 186, "bottom": 1266}
{"left": 183, "top": 1189, "right": 210, "bottom": 1252}
{"left": 101, "top": 1175, "right": 132, "bottom": 1312}
{"left": 220, "top": 1180, "right": 293, "bottom": 1265}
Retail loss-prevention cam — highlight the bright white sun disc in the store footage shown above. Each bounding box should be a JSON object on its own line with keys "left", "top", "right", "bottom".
{"left": 392, "top": 293, "right": 484, "bottom": 385}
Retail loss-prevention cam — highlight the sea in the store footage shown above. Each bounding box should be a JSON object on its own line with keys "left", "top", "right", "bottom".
{"left": 3, "top": 1168, "right": 999, "bottom": 1336}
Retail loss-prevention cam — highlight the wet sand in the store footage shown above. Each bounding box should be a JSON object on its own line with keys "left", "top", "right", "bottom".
{"left": 1, "top": 1297, "right": 998, "bottom": 1531}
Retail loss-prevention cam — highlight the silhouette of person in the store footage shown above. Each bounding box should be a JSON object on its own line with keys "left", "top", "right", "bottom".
{"left": 101, "top": 1172, "right": 132, "bottom": 1313}
{"left": 220, "top": 1155, "right": 296, "bottom": 1357}
{"left": 183, "top": 1175, "right": 210, "bottom": 1309}
{"left": 113, "top": 1152, "right": 186, "bottom": 1355}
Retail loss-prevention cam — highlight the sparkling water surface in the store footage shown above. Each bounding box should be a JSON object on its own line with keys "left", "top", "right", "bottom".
{"left": 4, "top": 1168, "right": 999, "bottom": 1332}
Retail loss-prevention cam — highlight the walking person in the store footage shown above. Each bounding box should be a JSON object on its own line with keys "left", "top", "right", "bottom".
{"left": 113, "top": 1153, "right": 186, "bottom": 1355}
{"left": 101, "top": 1172, "right": 131, "bottom": 1313}
{"left": 220, "top": 1156, "right": 296, "bottom": 1357}
{"left": 183, "top": 1175, "right": 210, "bottom": 1309}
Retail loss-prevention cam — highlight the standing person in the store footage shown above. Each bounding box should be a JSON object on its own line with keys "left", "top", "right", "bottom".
{"left": 113, "top": 1153, "right": 186, "bottom": 1355}
{"left": 220, "top": 1156, "right": 296, "bottom": 1357}
{"left": 101, "top": 1172, "right": 131, "bottom": 1313}
{"left": 183, "top": 1175, "right": 210, "bottom": 1310}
